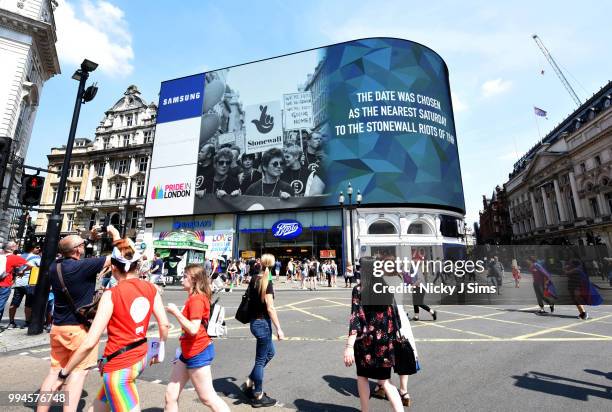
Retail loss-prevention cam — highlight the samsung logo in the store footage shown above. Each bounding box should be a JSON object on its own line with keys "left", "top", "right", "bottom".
{"left": 162, "top": 92, "right": 201, "bottom": 106}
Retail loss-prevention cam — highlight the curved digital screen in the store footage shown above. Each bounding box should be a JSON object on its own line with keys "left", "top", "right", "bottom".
{"left": 146, "top": 38, "right": 465, "bottom": 218}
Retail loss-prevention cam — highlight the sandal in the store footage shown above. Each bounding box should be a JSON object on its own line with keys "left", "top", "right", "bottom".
{"left": 400, "top": 391, "right": 412, "bottom": 407}
{"left": 371, "top": 384, "right": 386, "bottom": 399}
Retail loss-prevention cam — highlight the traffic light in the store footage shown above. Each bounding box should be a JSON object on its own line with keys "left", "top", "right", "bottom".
{"left": 20, "top": 174, "right": 45, "bottom": 206}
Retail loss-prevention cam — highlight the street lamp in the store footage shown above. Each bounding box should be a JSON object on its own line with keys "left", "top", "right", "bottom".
{"left": 339, "top": 182, "right": 362, "bottom": 270}
{"left": 29, "top": 59, "right": 98, "bottom": 335}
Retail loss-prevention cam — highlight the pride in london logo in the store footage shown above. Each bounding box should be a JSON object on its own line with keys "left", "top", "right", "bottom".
{"left": 151, "top": 185, "right": 164, "bottom": 200}
{"left": 151, "top": 182, "right": 191, "bottom": 200}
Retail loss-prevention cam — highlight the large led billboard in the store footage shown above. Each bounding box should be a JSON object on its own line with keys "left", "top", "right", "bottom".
{"left": 146, "top": 37, "right": 465, "bottom": 218}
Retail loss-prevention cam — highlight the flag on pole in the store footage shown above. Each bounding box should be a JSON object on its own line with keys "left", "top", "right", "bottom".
{"left": 534, "top": 106, "right": 547, "bottom": 117}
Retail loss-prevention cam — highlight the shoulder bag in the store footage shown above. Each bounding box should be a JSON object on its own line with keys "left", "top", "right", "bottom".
{"left": 392, "top": 301, "right": 420, "bottom": 375}
{"left": 56, "top": 262, "right": 103, "bottom": 330}
{"left": 234, "top": 280, "right": 252, "bottom": 324}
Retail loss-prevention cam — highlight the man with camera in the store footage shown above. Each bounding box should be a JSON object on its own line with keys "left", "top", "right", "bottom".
{"left": 37, "top": 225, "right": 121, "bottom": 412}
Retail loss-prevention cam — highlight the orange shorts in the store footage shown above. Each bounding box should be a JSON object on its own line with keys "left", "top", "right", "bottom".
{"left": 50, "top": 324, "right": 99, "bottom": 370}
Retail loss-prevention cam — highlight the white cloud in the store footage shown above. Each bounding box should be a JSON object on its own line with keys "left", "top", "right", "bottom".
{"left": 481, "top": 79, "right": 512, "bottom": 98}
{"left": 451, "top": 92, "right": 468, "bottom": 113}
{"left": 54, "top": 0, "right": 133, "bottom": 77}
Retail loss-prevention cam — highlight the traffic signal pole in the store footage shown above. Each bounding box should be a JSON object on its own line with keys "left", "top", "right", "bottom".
{"left": 28, "top": 68, "right": 91, "bottom": 335}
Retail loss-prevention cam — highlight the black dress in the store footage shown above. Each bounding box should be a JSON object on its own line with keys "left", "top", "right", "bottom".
{"left": 349, "top": 285, "right": 397, "bottom": 379}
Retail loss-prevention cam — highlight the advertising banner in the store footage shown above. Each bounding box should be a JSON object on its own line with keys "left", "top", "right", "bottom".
{"left": 146, "top": 38, "right": 465, "bottom": 218}
{"left": 283, "top": 92, "right": 313, "bottom": 130}
{"left": 245, "top": 101, "right": 283, "bottom": 154}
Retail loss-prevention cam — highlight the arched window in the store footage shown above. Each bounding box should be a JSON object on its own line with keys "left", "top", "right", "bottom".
{"left": 367, "top": 220, "right": 397, "bottom": 235}
{"left": 408, "top": 222, "right": 433, "bottom": 235}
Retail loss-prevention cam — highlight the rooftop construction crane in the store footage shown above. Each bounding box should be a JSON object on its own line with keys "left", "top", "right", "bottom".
{"left": 532, "top": 34, "right": 582, "bottom": 107}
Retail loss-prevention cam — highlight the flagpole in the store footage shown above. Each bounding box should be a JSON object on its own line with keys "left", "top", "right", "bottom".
{"left": 533, "top": 105, "right": 543, "bottom": 143}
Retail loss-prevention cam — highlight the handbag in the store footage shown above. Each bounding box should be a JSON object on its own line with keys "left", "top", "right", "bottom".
{"left": 234, "top": 281, "right": 252, "bottom": 324}
{"left": 392, "top": 302, "right": 420, "bottom": 375}
{"left": 56, "top": 262, "right": 103, "bottom": 330}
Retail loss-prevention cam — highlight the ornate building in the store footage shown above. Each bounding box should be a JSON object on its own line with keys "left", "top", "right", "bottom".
{"left": 505, "top": 81, "right": 612, "bottom": 248}
{"left": 478, "top": 185, "right": 512, "bottom": 245}
{"left": 0, "top": 0, "right": 60, "bottom": 242}
{"left": 35, "top": 86, "right": 157, "bottom": 253}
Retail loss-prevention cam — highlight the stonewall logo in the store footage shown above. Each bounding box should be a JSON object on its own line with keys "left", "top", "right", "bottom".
{"left": 151, "top": 182, "right": 192, "bottom": 200}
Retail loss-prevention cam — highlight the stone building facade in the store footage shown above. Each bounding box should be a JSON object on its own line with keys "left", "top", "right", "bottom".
{"left": 0, "top": 0, "right": 60, "bottom": 242}
{"left": 505, "top": 81, "right": 612, "bottom": 248}
{"left": 35, "top": 86, "right": 157, "bottom": 253}
{"left": 478, "top": 185, "right": 512, "bottom": 245}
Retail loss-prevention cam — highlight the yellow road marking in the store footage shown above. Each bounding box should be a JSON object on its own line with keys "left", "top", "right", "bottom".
{"left": 285, "top": 304, "right": 331, "bottom": 322}
{"left": 512, "top": 314, "right": 612, "bottom": 340}
{"left": 437, "top": 308, "right": 548, "bottom": 330}
{"left": 315, "top": 298, "right": 351, "bottom": 307}
{"left": 425, "top": 322, "right": 501, "bottom": 340}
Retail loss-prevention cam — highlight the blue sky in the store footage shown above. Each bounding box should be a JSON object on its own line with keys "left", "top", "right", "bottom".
{"left": 27, "top": 0, "right": 612, "bottom": 225}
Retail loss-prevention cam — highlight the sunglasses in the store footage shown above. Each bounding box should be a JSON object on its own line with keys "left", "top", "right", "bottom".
{"left": 216, "top": 160, "right": 231, "bottom": 166}
{"left": 270, "top": 161, "right": 284, "bottom": 168}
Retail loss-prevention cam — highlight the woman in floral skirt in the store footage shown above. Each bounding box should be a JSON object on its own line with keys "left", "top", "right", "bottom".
{"left": 343, "top": 257, "right": 404, "bottom": 412}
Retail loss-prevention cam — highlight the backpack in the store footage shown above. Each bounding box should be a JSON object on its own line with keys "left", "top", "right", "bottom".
{"left": 0, "top": 255, "right": 7, "bottom": 280}
{"left": 205, "top": 297, "right": 227, "bottom": 338}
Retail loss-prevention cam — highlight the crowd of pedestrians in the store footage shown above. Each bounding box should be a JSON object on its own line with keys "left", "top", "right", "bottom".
{"left": 1, "top": 228, "right": 610, "bottom": 411}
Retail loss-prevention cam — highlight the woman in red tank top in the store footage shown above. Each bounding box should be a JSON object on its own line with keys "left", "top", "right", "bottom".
{"left": 164, "top": 264, "right": 229, "bottom": 412}
{"left": 52, "top": 239, "right": 170, "bottom": 412}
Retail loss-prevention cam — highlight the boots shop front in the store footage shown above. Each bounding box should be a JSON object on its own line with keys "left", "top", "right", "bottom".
{"left": 237, "top": 210, "right": 343, "bottom": 264}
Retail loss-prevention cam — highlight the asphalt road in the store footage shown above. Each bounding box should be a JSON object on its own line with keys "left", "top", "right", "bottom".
{"left": 9, "top": 279, "right": 612, "bottom": 411}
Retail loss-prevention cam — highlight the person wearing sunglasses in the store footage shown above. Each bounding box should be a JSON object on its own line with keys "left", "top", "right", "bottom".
{"left": 198, "top": 147, "right": 240, "bottom": 198}
{"left": 245, "top": 148, "right": 294, "bottom": 198}
{"left": 238, "top": 153, "right": 262, "bottom": 194}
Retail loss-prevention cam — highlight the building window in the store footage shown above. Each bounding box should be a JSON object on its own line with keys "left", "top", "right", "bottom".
{"left": 580, "top": 163, "right": 586, "bottom": 173}
{"left": 95, "top": 162, "right": 105, "bottom": 176}
{"left": 144, "top": 130, "right": 154, "bottom": 143}
{"left": 72, "top": 187, "right": 80, "bottom": 202}
{"left": 126, "top": 114, "right": 133, "bottom": 126}
{"left": 589, "top": 197, "right": 599, "bottom": 217}
{"left": 136, "top": 180, "right": 145, "bottom": 197}
{"left": 94, "top": 185, "right": 102, "bottom": 200}
{"left": 66, "top": 213, "right": 74, "bottom": 232}
{"left": 122, "top": 135, "right": 130, "bottom": 147}
{"left": 114, "top": 183, "right": 123, "bottom": 198}
{"left": 103, "top": 137, "right": 110, "bottom": 149}
{"left": 594, "top": 155, "right": 601, "bottom": 166}
{"left": 72, "top": 164, "right": 84, "bottom": 177}
{"left": 367, "top": 220, "right": 397, "bottom": 235}
{"left": 138, "top": 157, "right": 148, "bottom": 172}
{"left": 606, "top": 193, "right": 612, "bottom": 215}
{"left": 64, "top": 188, "right": 70, "bottom": 202}
{"left": 130, "top": 210, "right": 139, "bottom": 229}
{"left": 115, "top": 159, "right": 129, "bottom": 174}
{"left": 52, "top": 187, "right": 58, "bottom": 203}
{"left": 89, "top": 212, "right": 96, "bottom": 230}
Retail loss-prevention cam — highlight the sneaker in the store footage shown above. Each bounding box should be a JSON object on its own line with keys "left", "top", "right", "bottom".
{"left": 432, "top": 310, "right": 437, "bottom": 321}
{"left": 7, "top": 322, "right": 17, "bottom": 329}
{"left": 549, "top": 304, "right": 554, "bottom": 313}
{"left": 579, "top": 312, "right": 589, "bottom": 320}
{"left": 536, "top": 308, "right": 546, "bottom": 314}
{"left": 251, "top": 393, "right": 277, "bottom": 408}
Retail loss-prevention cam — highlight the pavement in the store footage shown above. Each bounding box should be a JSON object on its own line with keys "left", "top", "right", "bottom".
{"left": 2, "top": 276, "right": 612, "bottom": 411}
{"left": 0, "top": 354, "right": 289, "bottom": 411}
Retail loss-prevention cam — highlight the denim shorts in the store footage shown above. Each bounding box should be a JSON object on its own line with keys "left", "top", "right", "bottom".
{"left": 179, "top": 343, "right": 215, "bottom": 369}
